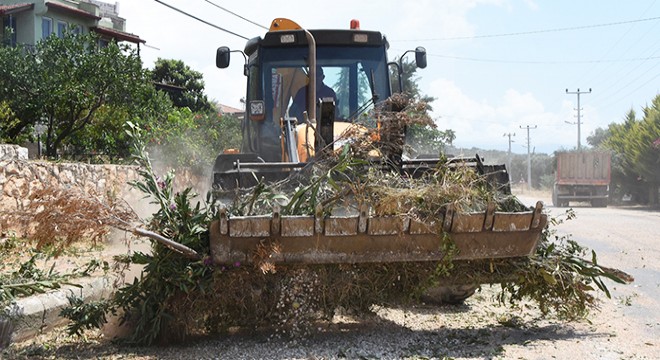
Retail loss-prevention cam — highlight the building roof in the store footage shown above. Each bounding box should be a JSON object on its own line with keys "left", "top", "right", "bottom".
{"left": 45, "top": 1, "right": 102, "bottom": 20}
{"left": 0, "top": 3, "right": 34, "bottom": 15}
{"left": 153, "top": 82, "right": 186, "bottom": 92}
{"left": 91, "top": 26, "right": 145, "bottom": 44}
{"left": 219, "top": 104, "right": 244, "bottom": 115}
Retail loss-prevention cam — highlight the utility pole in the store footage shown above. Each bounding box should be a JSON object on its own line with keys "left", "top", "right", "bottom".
{"left": 503, "top": 133, "right": 515, "bottom": 181}
{"left": 565, "top": 88, "right": 591, "bottom": 151}
{"left": 519, "top": 125, "right": 537, "bottom": 191}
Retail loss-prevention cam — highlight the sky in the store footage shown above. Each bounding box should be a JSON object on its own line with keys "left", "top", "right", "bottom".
{"left": 119, "top": 0, "right": 660, "bottom": 155}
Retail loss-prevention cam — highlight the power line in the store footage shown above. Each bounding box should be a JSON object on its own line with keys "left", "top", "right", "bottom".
{"left": 592, "top": 70, "right": 660, "bottom": 112}
{"left": 391, "top": 15, "right": 660, "bottom": 42}
{"left": 577, "top": 1, "right": 660, "bottom": 107}
{"left": 424, "top": 53, "right": 660, "bottom": 65}
{"left": 202, "top": 0, "right": 269, "bottom": 30}
{"left": 436, "top": 114, "right": 505, "bottom": 125}
{"left": 589, "top": 41, "right": 660, "bottom": 106}
{"left": 577, "top": 0, "right": 659, "bottom": 86}
{"left": 154, "top": 0, "right": 249, "bottom": 40}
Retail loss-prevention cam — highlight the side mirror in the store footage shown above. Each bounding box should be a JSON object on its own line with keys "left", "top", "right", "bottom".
{"left": 415, "top": 46, "right": 427, "bottom": 69}
{"left": 216, "top": 46, "right": 231, "bottom": 68}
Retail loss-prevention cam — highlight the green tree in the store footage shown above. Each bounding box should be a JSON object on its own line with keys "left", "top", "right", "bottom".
{"left": 388, "top": 58, "right": 451, "bottom": 156}
{"left": 0, "top": 41, "right": 42, "bottom": 141}
{"left": 605, "top": 97, "right": 660, "bottom": 205}
{"left": 587, "top": 127, "right": 610, "bottom": 148}
{"left": 151, "top": 58, "right": 214, "bottom": 114}
{"left": 406, "top": 126, "right": 455, "bottom": 156}
{"left": 631, "top": 97, "right": 660, "bottom": 204}
{"left": 333, "top": 66, "right": 372, "bottom": 119}
{"left": 0, "top": 31, "right": 163, "bottom": 158}
{"left": 602, "top": 111, "right": 640, "bottom": 202}
{"left": 390, "top": 58, "right": 435, "bottom": 107}
{"left": 65, "top": 93, "right": 171, "bottom": 162}
{"left": 0, "top": 101, "right": 27, "bottom": 143}
{"left": 146, "top": 103, "right": 242, "bottom": 171}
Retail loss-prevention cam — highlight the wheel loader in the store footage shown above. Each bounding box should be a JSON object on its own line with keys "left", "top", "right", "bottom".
{"left": 209, "top": 18, "right": 547, "bottom": 303}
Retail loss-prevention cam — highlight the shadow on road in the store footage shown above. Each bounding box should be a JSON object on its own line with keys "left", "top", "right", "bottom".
{"left": 6, "top": 304, "right": 601, "bottom": 359}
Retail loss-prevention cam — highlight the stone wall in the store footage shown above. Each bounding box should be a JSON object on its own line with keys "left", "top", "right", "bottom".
{"left": 0, "top": 145, "right": 141, "bottom": 231}
{"left": 0, "top": 144, "right": 212, "bottom": 234}
{"left": 0, "top": 145, "right": 28, "bottom": 162}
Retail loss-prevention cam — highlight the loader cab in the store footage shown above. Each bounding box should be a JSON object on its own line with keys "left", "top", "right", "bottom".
{"left": 218, "top": 29, "right": 393, "bottom": 162}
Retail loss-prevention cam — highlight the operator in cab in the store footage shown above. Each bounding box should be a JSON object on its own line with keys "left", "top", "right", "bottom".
{"left": 289, "top": 67, "right": 337, "bottom": 124}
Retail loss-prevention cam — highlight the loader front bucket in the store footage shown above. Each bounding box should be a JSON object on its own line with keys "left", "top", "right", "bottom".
{"left": 209, "top": 201, "right": 547, "bottom": 265}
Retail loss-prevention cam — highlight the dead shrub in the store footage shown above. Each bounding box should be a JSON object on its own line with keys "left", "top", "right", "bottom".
{"left": 6, "top": 187, "right": 137, "bottom": 253}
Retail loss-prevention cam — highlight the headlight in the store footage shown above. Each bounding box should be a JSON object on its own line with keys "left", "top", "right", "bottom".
{"left": 280, "top": 34, "right": 295, "bottom": 43}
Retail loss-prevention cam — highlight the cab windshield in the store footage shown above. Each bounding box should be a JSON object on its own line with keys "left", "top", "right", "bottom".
{"left": 251, "top": 45, "right": 390, "bottom": 124}
{"left": 242, "top": 45, "right": 391, "bottom": 160}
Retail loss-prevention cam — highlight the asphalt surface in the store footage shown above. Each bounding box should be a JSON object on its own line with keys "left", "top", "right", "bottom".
{"left": 517, "top": 192, "right": 660, "bottom": 342}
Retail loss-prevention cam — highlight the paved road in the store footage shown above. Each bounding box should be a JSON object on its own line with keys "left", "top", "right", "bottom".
{"left": 518, "top": 193, "right": 660, "bottom": 343}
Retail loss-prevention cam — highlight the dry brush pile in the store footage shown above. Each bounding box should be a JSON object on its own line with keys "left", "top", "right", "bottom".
{"left": 0, "top": 187, "right": 126, "bottom": 332}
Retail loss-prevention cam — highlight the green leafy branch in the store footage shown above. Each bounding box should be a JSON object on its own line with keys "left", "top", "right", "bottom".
{"left": 499, "top": 209, "right": 634, "bottom": 319}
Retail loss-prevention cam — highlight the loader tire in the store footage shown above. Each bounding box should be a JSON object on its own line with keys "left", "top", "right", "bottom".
{"left": 422, "top": 284, "right": 478, "bottom": 305}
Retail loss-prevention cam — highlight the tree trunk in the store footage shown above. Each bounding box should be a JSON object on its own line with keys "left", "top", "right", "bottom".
{"left": 45, "top": 131, "right": 57, "bottom": 158}
{"left": 45, "top": 143, "right": 57, "bottom": 158}
{"left": 650, "top": 183, "right": 659, "bottom": 206}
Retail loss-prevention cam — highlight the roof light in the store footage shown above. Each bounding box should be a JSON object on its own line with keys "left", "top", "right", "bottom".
{"left": 280, "top": 34, "right": 295, "bottom": 43}
{"left": 353, "top": 33, "right": 368, "bottom": 43}
{"left": 350, "top": 19, "right": 360, "bottom": 29}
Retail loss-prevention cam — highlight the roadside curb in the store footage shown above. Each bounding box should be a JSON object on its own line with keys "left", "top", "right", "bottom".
{"left": 1, "top": 275, "right": 115, "bottom": 346}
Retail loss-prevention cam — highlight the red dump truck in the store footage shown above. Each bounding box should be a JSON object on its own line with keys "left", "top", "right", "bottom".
{"left": 552, "top": 151, "right": 611, "bottom": 207}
